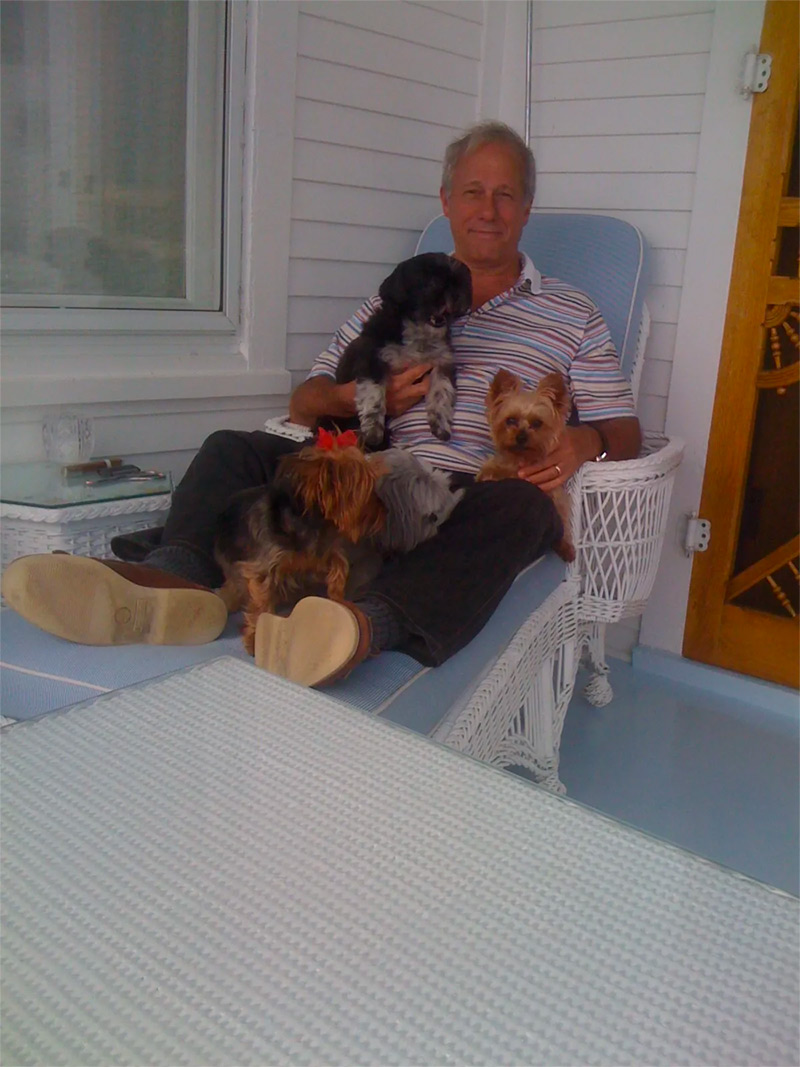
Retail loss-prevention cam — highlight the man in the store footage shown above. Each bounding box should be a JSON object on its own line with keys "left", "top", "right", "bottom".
{"left": 3, "top": 122, "right": 641, "bottom": 685}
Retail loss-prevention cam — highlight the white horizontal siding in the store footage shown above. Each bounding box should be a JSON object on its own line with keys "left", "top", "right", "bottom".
{"left": 413, "top": 1, "right": 484, "bottom": 25}
{"left": 290, "top": 221, "right": 420, "bottom": 264}
{"left": 534, "top": 95, "right": 706, "bottom": 137}
{"left": 531, "top": 0, "right": 716, "bottom": 445}
{"left": 294, "top": 100, "right": 456, "bottom": 160}
{"left": 294, "top": 140, "right": 442, "bottom": 196}
{"left": 288, "top": 1, "right": 483, "bottom": 376}
{"left": 535, "top": 134, "right": 700, "bottom": 174}
{"left": 535, "top": 2, "right": 715, "bottom": 28}
{"left": 292, "top": 181, "right": 440, "bottom": 230}
{"left": 288, "top": 259, "right": 397, "bottom": 300}
{"left": 536, "top": 172, "right": 696, "bottom": 211}
{"left": 301, "top": 0, "right": 482, "bottom": 58}
{"left": 535, "top": 53, "right": 711, "bottom": 101}
{"left": 298, "top": 8, "right": 477, "bottom": 93}
{"left": 286, "top": 334, "right": 338, "bottom": 372}
{"left": 535, "top": 11, "right": 715, "bottom": 62}
{"left": 295, "top": 58, "right": 473, "bottom": 128}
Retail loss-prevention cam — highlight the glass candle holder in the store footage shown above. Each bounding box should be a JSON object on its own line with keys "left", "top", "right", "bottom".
{"left": 42, "top": 413, "right": 95, "bottom": 464}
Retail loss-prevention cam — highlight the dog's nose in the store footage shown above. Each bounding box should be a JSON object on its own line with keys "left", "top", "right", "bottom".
{"left": 516, "top": 430, "right": 528, "bottom": 447}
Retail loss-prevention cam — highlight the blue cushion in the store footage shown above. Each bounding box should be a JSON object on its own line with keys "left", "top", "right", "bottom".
{"left": 1, "top": 552, "right": 567, "bottom": 726}
{"left": 0, "top": 610, "right": 248, "bottom": 720}
{"left": 416, "top": 213, "right": 648, "bottom": 382}
{"left": 326, "top": 552, "right": 568, "bottom": 733}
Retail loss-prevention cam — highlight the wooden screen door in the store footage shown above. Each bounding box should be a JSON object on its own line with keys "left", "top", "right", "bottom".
{"left": 683, "top": 0, "right": 799, "bottom": 689}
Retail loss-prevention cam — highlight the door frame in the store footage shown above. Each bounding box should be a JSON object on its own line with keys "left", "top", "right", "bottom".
{"left": 639, "top": 1, "right": 768, "bottom": 658}
{"left": 681, "top": 0, "right": 799, "bottom": 687}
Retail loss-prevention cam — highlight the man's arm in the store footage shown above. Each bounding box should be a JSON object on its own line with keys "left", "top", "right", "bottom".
{"left": 289, "top": 377, "right": 357, "bottom": 427}
{"left": 518, "top": 415, "right": 641, "bottom": 492}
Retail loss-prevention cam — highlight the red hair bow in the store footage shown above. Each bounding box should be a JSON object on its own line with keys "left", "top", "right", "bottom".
{"left": 315, "top": 428, "right": 359, "bottom": 451}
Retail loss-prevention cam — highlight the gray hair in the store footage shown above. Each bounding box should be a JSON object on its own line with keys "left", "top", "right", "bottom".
{"left": 441, "top": 121, "right": 536, "bottom": 203}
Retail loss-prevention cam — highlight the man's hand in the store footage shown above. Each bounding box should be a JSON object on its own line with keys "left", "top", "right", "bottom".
{"left": 385, "top": 364, "right": 432, "bottom": 417}
{"left": 289, "top": 364, "right": 433, "bottom": 427}
{"left": 518, "top": 417, "right": 642, "bottom": 491}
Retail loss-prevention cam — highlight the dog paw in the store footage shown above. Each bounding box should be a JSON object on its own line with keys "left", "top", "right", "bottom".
{"left": 428, "top": 416, "right": 452, "bottom": 442}
{"left": 363, "top": 425, "right": 386, "bottom": 449}
{"left": 555, "top": 538, "right": 576, "bottom": 563}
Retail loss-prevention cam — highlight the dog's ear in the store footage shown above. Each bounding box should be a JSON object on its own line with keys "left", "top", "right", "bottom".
{"left": 487, "top": 368, "right": 522, "bottom": 408}
{"left": 378, "top": 259, "right": 411, "bottom": 308}
{"left": 537, "top": 372, "right": 572, "bottom": 421}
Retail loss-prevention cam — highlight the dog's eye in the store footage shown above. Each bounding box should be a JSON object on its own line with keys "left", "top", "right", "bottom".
{"left": 429, "top": 315, "right": 446, "bottom": 327}
{"left": 505, "top": 417, "right": 518, "bottom": 428}
{"left": 428, "top": 513, "right": 438, "bottom": 524}
{"left": 530, "top": 418, "right": 543, "bottom": 430}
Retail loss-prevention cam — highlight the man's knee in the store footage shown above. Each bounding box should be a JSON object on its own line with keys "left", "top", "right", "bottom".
{"left": 469, "top": 478, "right": 563, "bottom": 542}
{"left": 199, "top": 428, "right": 253, "bottom": 460}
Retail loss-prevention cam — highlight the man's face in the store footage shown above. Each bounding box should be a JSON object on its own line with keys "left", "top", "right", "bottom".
{"left": 440, "top": 141, "right": 532, "bottom": 271}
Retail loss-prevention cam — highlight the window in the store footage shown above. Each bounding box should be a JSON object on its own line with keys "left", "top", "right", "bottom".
{"left": 1, "top": 0, "right": 242, "bottom": 330}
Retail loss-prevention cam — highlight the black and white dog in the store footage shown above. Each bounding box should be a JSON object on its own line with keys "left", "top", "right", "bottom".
{"left": 333, "top": 253, "right": 472, "bottom": 450}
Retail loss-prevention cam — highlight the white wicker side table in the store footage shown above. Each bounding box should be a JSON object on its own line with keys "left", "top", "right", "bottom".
{"left": 0, "top": 462, "right": 172, "bottom": 571}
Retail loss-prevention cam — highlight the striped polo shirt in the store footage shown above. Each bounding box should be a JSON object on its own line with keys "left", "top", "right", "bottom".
{"left": 307, "top": 254, "right": 636, "bottom": 475}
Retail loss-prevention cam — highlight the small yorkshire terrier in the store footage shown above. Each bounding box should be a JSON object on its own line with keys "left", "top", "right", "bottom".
{"left": 215, "top": 429, "right": 462, "bottom": 654}
{"left": 477, "top": 369, "right": 575, "bottom": 562}
{"left": 331, "top": 252, "right": 472, "bottom": 449}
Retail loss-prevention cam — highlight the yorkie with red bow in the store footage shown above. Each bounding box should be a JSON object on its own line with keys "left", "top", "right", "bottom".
{"left": 215, "top": 429, "right": 462, "bottom": 654}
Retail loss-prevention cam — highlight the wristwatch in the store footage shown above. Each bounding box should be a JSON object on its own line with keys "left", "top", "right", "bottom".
{"left": 593, "top": 426, "right": 609, "bottom": 462}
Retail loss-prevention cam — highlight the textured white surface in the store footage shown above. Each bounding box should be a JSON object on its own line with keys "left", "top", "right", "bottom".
{"left": 2, "top": 656, "right": 798, "bottom": 1067}
{"left": 0, "top": 495, "right": 171, "bottom": 573}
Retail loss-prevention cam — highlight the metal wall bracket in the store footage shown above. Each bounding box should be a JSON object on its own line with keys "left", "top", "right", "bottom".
{"left": 739, "top": 52, "right": 772, "bottom": 97}
{"left": 684, "top": 513, "right": 711, "bottom": 557}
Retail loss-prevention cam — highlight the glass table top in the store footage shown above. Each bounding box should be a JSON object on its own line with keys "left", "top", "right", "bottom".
{"left": 0, "top": 461, "right": 172, "bottom": 509}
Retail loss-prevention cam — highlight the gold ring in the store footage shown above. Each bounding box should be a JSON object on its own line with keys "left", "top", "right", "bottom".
{"left": 555, "top": 464, "right": 562, "bottom": 476}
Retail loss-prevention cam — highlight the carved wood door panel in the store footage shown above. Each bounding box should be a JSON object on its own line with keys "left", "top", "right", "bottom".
{"left": 683, "top": 0, "right": 799, "bottom": 688}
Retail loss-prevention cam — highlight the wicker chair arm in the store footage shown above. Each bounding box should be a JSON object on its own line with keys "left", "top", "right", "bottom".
{"left": 566, "top": 434, "right": 685, "bottom": 619}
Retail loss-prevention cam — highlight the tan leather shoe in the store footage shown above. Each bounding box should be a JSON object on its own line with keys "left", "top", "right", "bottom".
{"left": 253, "top": 597, "right": 372, "bottom": 687}
{"left": 2, "top": 554, "right": 228, "bottom": 646}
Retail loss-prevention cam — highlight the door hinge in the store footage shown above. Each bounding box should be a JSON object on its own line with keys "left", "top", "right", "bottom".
{"left": 684, "top": 513, "right": 711, "bottom": 557}
{"left": 739, "top": 52, "right": 772, "bottom": 97}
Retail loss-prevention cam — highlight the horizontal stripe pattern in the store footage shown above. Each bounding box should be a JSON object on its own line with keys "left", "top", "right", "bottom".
{"left": 308, "top": 255, "right": 635, "bottom": 473}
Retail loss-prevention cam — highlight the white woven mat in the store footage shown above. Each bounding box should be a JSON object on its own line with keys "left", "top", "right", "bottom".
{"left": 2, "top": 656, "right": 797, "bottom": 1067}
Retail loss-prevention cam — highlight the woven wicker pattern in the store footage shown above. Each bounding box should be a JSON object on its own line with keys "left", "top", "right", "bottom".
{"left": 435, "top": 576, "right": 579, "bottom": 793}
{"left": 565, "top": 432, "right": 684, "bottom": 704}
{"left": 2, "top": 657, "right": 797, "bottom": 1067}
{"left": 570, "top": 433, "right": 684, "bottom": 621}
{"left": 0, "top": 496, "right": 170, "bottom": 571}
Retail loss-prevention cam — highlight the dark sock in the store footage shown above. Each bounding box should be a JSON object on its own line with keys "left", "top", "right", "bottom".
{"left": 355, "top": 595, "right": 408, "bottom": 654}
{"left": 142, "top": 545, "right": 221, "bottom": 589}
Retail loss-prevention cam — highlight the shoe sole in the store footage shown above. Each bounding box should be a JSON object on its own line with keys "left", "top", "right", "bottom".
{"left": 253, "top": 597, "right": 361, "bottom": 687}
{"left": 2, "top": 555, "right": 228, "bottom": 646}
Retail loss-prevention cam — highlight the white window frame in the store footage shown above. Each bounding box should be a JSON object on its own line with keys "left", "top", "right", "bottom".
{"left": 1, "top": 0, "right": 296, "bottom": 407}
{"left": 4, "top": 2, "right": 229, "bottom": 316}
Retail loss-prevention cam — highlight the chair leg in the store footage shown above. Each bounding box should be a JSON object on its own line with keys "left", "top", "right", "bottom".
{"left": 582, "top": 621, "right": 614, "bottom": 706}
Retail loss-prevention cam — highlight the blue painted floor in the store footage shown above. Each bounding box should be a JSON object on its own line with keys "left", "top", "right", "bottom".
{"left": 540, "top": 660, "right": 799, "bottom": 897}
